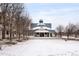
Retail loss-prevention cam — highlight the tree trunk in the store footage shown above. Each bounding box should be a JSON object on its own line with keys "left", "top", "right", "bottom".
{"left": 2, "top": 28, "right": 5, "bottom": 39}
{"left": 9, "top": 24, "right": 12, "bottom": 42}
{"left": 2, "top": 18, "right": 6, "bottom": 39}
{"left": 23, "top": 33, "right": 25, "bottom": 40}
{"left": 67, "top": 34, "right": 69, "bottom": 40}
{"left": 75, "top": 32, "right": 77, "bottom": 38}
{"left": 1, "top": 9, "right": 6, "bottom": 39}
{"left": 60, "top": 33, "right": 62, "bottom": 38}
{"left": 18, "top": 33, "right": 21, "bottom": 40}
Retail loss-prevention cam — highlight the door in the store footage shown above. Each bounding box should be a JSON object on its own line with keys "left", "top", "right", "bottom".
{"left": 40, "top": 33, "right": 44, "bottom": 37}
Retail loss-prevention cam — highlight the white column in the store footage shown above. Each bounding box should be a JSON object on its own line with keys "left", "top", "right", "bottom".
{"left": 49, "top": 33, "right": 50, "bottom": 37}
{"left": 39, "top": 33, "right": 40, "bottom": 37}
{"left": 49, "top": 34, "right": 50, "bottom": 37}
{"left": 39, "top": 32, "right": 40, "bottom": 37}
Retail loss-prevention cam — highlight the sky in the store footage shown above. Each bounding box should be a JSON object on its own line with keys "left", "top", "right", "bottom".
{"left": 25, "top": 3, "right": 79, "bottom": 29}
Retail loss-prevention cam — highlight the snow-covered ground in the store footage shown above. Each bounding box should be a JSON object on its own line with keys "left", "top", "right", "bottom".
{"left": 0, "top": 38, "right": 79, "bottom": 56}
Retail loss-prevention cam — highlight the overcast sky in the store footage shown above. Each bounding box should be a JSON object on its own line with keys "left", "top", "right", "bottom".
{"left": 25, "top": 3, "right": 79, "bottom": 29}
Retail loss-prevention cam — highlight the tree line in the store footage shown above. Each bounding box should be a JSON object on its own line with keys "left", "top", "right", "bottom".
{"left": 0, "top": 3, "right": 31, "bottom": 44}
{"left": 55, "top": 23, "right": 79, "bottom": 40}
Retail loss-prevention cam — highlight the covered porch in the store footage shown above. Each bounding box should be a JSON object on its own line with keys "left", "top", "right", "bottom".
{"left": 34, "top": 29, "right": 52, "bottom": 37}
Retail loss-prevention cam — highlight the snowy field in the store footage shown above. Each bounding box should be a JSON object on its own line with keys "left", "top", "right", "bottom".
{"left": 0, "top": 38, "right": 79, "bottom": 56}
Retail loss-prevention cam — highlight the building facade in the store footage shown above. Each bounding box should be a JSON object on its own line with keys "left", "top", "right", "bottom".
{"left": 30, "top": 19, "right": 55, "bottom": 37}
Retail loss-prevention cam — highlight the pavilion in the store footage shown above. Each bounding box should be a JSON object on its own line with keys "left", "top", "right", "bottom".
{"left": 31, "top": 19, "right": 55, "bottom": 37}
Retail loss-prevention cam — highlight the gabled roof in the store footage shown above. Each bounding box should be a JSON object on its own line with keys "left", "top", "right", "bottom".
{"left": 32, "top": 26, "right": 51, "bottom": 30}
{"left": 31, "top": 23, "right": 51, "bottom": 29}
{"left": 35, "top": 29, "right": 49, "bottom": 33}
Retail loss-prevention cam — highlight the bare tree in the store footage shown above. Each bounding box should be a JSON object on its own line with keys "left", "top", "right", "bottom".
{"left": 74, "top": 24, "right": 79, "bottom": 38}
{"left": 56, "top": 25, "right": 64, "bottom": 38}
{"left": 65, "top": 23, "right": 76, "bottom": 39}
{"left": 14, "top": 4, "right": 23, "bottom": 41}
{"left": 0, "top": 3, "right": 31, "bottom": 43}
{"left": 13, "top": 4, "right": 31, "bottom": 41}
{"left": 7, "top": 4, "right": 17, "bottom": 42}
{"left": 20, "top": 15, "right": 31, "bottom": 40}
{"left": 0, "top": 3, "right": 9, "bottom": 39}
